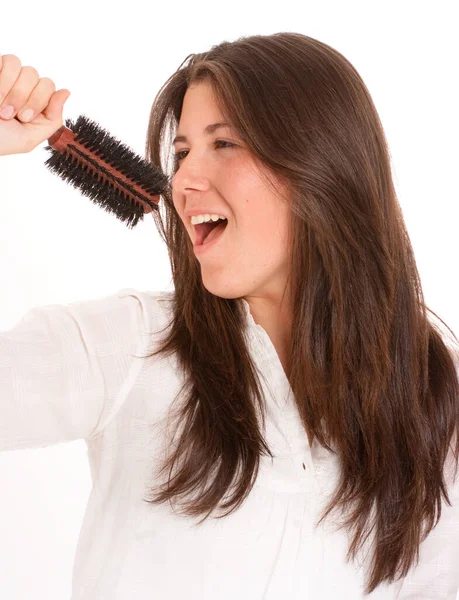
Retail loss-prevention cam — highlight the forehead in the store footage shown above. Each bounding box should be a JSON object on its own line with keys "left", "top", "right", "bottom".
{"left": 184, "top": 80, "right": 218, "bottom": 102}
{"left": 178, "top": 82, "right": 224, "bottom": 123}
{"left": 174, "top": 84, "right": 233, "bottom": 144}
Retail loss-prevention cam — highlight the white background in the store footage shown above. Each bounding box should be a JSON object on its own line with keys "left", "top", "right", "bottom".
{"left": 0, "top": 0, "right": 458, "bottom": 598}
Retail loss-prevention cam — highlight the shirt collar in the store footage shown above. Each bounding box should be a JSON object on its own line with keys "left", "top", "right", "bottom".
{"left": 239, "top": 297, "right": 259, "bottom": 330}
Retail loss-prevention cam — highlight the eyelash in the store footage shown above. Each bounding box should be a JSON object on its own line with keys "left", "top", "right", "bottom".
{"left": 173, "top": 140, "right": 235, "bottom": 166}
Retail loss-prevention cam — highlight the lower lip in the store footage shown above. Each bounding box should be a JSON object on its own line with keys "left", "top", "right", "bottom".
{"left": 193, "top": 224, "right": 228, "bottom": 255}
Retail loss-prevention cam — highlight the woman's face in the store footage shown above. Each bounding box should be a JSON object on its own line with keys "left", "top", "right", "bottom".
{"left": 171, "top": 80, "right": 291, "bottom": 307}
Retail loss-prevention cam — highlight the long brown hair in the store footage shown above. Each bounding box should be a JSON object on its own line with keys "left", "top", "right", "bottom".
{"left": 141, "top": 32, "right": 459, "bottom": 594}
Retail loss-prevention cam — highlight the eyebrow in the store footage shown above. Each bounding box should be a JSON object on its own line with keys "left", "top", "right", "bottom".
{"left": 172, "top": 122, "right": 232, "bottom": 145}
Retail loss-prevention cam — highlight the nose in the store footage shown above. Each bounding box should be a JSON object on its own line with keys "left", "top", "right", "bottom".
{"left": 171, "top": 151, "right": 213, "bottom": 195}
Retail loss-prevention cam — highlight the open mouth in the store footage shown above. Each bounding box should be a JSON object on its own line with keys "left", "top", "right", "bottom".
{"left": 194, "top": 219, "right": 228, "bottom": 245}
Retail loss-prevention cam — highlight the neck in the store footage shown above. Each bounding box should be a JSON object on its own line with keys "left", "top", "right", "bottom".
{"left": 245, "top": 292, "right": 292, "bottom": 380}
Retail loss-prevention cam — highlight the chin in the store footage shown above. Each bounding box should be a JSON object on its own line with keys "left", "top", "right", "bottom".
{"left": 201, "top": 279, "right": 248, "bottom": 301}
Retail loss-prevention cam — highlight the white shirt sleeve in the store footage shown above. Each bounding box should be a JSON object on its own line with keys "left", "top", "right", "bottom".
{"left": 0, "top": 288, "right": 150, "bottom": 451}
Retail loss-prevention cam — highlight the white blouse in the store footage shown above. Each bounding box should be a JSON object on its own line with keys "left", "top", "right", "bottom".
{"left": 1, "top": 288, "right": 458, "bottom": 599}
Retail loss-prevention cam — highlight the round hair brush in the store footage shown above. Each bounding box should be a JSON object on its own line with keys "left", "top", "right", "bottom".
{"left": 43, "top": 114, "right": 171, "bottom": 229}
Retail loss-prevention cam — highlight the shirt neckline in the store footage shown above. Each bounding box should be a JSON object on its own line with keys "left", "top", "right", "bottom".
{"left": 240, "top": 297, "right": 292, "bottom": 396}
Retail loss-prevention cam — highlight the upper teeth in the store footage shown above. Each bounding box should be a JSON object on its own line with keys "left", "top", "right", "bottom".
{"left": 191, "top": 214, "right": 227, "bottom": 225}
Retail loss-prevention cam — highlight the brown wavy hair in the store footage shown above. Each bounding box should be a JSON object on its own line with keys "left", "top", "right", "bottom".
{"left": 141, "top": 32, "right": 459, "bottom": 594}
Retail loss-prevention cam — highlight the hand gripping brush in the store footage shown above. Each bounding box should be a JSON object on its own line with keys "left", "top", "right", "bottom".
{"left": 43, "top": 114, "right": 171, "bottom": 229}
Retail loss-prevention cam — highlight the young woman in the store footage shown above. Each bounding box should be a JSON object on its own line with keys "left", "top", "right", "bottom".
{"left": 1, "top": 32, "right": 458, "bottom": 599}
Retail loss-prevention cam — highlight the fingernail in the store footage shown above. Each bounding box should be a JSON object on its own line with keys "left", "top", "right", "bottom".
{"left": 20, "top": 109, "right": 34, "bottom": 122}
{"left": 0, "top": 105, "right": 14, "bottom": 119}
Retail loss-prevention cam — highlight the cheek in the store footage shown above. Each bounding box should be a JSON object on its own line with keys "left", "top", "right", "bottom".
{"left": 243, "top": 214, "right": 290, "bottom": 261}
{"left": 249, "top": 198, "right": 290, "bottom": 244}
{"left": 171, "top": 194, "right": 180, "bottom": 215}
{"left": 172, "top": 197, "right": 185, "bottom": 225}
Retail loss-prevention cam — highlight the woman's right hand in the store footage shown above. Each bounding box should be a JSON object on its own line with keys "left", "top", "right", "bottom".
{"left": 0, "top": 53, "right": 71, "bottom": 156}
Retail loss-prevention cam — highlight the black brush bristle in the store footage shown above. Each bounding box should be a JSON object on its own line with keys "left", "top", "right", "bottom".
{"left": 43, "top": 114, "right": 171, "bottom": 229}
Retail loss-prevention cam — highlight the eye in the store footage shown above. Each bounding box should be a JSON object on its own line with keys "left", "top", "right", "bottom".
{"left": 173, "top": 140, "right": 235, "bottom": 168}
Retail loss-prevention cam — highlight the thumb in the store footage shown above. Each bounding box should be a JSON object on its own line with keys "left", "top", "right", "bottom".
{"left": 43, "top": 89, "right": 71, "bottom": 123}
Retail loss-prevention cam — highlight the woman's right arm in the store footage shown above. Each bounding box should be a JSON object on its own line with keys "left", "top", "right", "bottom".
{"left": 0, "top": 288, "right": 151, "bottom": 451}
{"left": 1, "top": 56, "right": 153, "bottom": 450}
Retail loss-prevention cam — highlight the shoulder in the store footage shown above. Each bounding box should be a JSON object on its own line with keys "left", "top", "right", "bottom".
{"left": 111, "top": 287, "right": 175, "bottom": 335}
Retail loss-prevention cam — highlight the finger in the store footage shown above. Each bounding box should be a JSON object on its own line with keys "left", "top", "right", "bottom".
{"left": 16, "top": 76, "right": 56, "bottom": 123}
{"left": 42, "top": 88, "right": 71, "bottom": 123}
{"left": 1, "top": 65, "right": 40, "bottom": 120}
{"left": 0, "top": 54, "right": 22, "bottom": 109}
